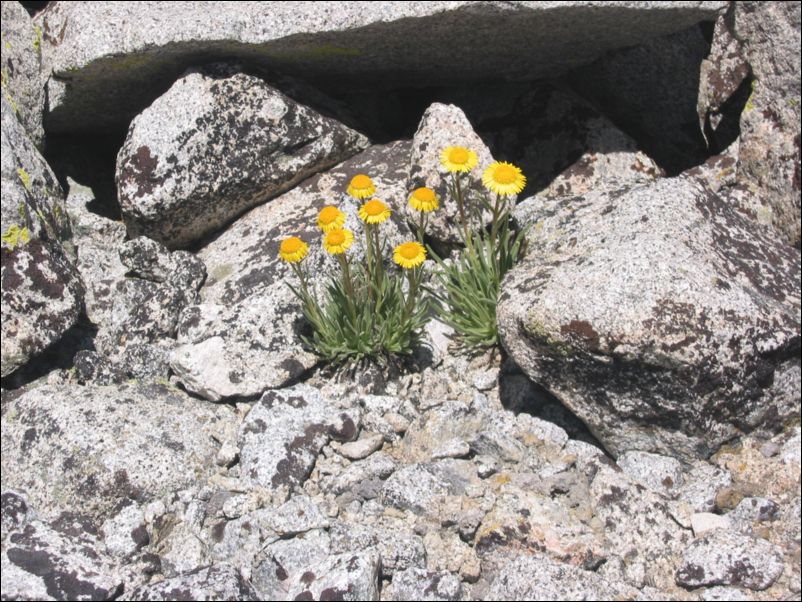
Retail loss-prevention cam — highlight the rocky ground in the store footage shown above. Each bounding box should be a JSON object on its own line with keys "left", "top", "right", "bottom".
{"left": 2, "top": 1, "right": 800, "bottom": 600}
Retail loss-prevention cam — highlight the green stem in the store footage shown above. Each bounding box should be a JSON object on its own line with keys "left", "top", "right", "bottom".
{"left": 372, "top": 224, "right": 384, "bottom": 286}
{"left": 338, "top": 254, "right": 358, "bottom": 322}
{"left": 404, "top": 268, "right": 419, "bottom": 317}
{"left": 292, "top": 263, "right": 323, "bottom": 326}
{"left": 453, "top": 173, "right": 471, "bottom": 248}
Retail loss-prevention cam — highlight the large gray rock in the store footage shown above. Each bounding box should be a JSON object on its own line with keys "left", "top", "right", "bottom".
{"left": 63, "top": 179, "right": 127, "bottom": 330}
{"left": 0, "top": 383, "right": 238, "bottom": 522}
{"left": 729, "top": 2, "right": 801, "bottom": 246}
{"left": 0, "top": 1, "right": 46, "bottom": 147}
{"left": 199, "top": 141, "right": 413, "bottom": 306}
{"left": 38, "top": 2, "right": 725, "bottom": 135}
{"left": 500, "top": 176, "right": 801, "bottom": 461}
{"left": 1, "top": 514, "right": 123, "bottom": 601}
{"left": 238, "top": 385, "right": 359, "bottom": 491}
{"left": 1, "top": 97, "right": 83, "bottom": 378}
{"left": 170, "top": 285, "right": 319, "bottom": 401}
{"left": 116, "top": 63, "right": 368, "bottom": 248}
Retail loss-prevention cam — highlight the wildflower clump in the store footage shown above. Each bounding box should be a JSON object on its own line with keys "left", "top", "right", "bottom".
{"left": 429, "top": 149, "right": 528, "bottom": 347}
{"left": 279, "top": 174, "right": 431, "bottom": 365}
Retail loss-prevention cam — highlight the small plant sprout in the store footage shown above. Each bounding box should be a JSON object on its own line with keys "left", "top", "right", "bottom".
{"left": 280, "top": 175, "right": 431, "bottom": 366}
{"left": 429, "top": 150, "right": 528, "bottom": 348}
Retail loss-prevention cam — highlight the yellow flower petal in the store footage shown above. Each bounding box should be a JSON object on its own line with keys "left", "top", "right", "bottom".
{"left": 347, "top": 174, "right": 376, "bottom": 199}
{"left": 393, "top": 241, "right": 426, "bottom": 269}
{"left": 279, "top": 236, "right": 309, "bottom": 263}
{"left": 409, "top": 187, "right": 439, "bottom": 213}
{"left": 482, "top": 161, "right": 526, "bottom": 196}
{"left": 323, "top": 228, "right": 354, "bottom": 255}
{"left": 440, "top": 146, "right": 478, "bottom": 173}
{"left": 317, "top": 205, "right": 346, "bottom": 232}
{"left": 358, "top": 199, "right": 392, "bottom": 224}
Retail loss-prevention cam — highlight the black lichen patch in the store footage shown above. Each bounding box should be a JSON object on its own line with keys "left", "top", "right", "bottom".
{"left": 210, "top": 520, "right": 227, "bottom": 543}
{"left": 676, "top": 562, "right": 706, "bottom": 585}
{"left": 119, "top": 145, "right": 162, "bottom": 198}
{"left": 7, "top": 525, "right": 118, "bottom": 600}
{"left": 131, "top": 524, "right": 150, "bottom": 549}
{"left": 1, "top": 491, "right": 29, "bottom": 530}
{"left": 272, "top": 423, "right": 329, "bottom": 488}
{"left": 320, "top": 586, "right": 351, "bottom": 601}
{"left": 597, "top": 485, "right": 627, "bottom": 507}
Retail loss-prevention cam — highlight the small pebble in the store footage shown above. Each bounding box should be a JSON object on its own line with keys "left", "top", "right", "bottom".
{"left": 338, "top": 434, "right": 384, "bottom": 460}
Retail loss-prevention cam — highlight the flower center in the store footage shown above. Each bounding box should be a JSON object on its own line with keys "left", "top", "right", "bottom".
{"left": 413, "top": 187, "right": 436, "bottom": 203}
{"left": 399, "top": 243, "right": 420, "bottom": 259}
{"left": 327, "top": 230, "right": 345, "bottom": 245}
{"left": 493, "top": 165, "right": 517, "bottom": 184}
{"left": 351, "top": 174, "right": 372, "bottom": 190}
{"left": 364, "top": 200, "right": 386, "bottom": 215}
{"left": 449, "top": 148, "right": 469, "bottom": 164}
{"left": 319, "top": 206, "right": 340, "bottom": 224}
{"left": 281, "top": 237, "right": 303, "bottom": 253}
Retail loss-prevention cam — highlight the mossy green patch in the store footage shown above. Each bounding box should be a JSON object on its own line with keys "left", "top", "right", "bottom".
{"left": 17, "top": 167, "right": 32, "bottom": 192}
{"left": 33, "top": 25, "right": 42, "bottom": 53}
{"left": 211, "top": 263, "right": 234, "bottom": 283}
{"left": 4, "top": 90, "right": 19, "bottom": 114}
{"left": 1, "top": 224, "right": 31, "bottom": 250}
{"left": 263, "top": 43, "right": 361, "bottom": 61}
{"left": 106, "top": 53, "right": 152, "bottom": 72}
{"left": 527, "top": 318, "right": 572, "bottom": 357}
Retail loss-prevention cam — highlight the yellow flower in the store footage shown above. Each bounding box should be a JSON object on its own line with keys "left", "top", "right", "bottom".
{"left": 482, "top": 161, "right": 526, "bottom": 196}
{"left": 317, "top": 205, "right": 345, "bottom": 232}
{"left": 408, "top": 187, "right": 439, "bottom": 213}
{"left": 358, "top": 199, "right": 392, "bottom": 224}
{"left": 279, "top": 236, "right": 309, "bottom": 263}
{"left": 440, "top": 146, "right": 478, "bottom": 173}
{"left": 323, "top": 228, "right": 354, "bottom": 255}
{"left": 347, "top": 174, "right": 376, "bottom": 199}
{"left": 393, "top": 241, "right": 427, "bottom": 269}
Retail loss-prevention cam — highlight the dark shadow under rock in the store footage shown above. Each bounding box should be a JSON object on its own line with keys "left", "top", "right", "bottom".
{"left": 499, "top": 357, "right": 602, "bottom": 447}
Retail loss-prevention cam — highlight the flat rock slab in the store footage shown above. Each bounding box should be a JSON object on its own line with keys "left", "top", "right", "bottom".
{"left": 487, "top": 553, "right": 637, "bottom": 600}
{"left": 116, "top": 64, "right": 368, "bottom": 248}
{"left": 675, "top": 531, "right": 785, "bottom": 590}
{"left": 0, "top": 383, "right": 238, "bottom": 523}
{"left": 38, "top": 2, "right": 725, "bottom": 134}
{"left": 129, "top": 564, "right": 260, "bottom": 601}
{"left": 238, "top": 385, "right": 360, "bottom": 490}
{"left": 499, "top": 176, "right": 801, "bottom": 461}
